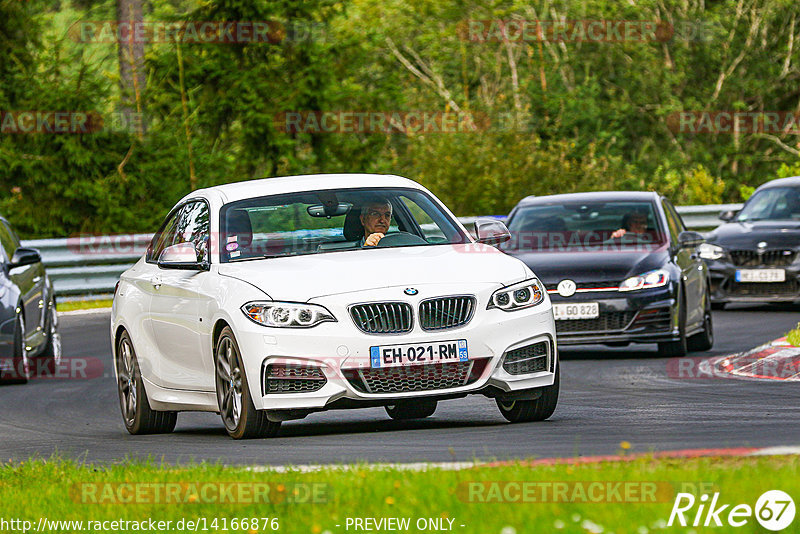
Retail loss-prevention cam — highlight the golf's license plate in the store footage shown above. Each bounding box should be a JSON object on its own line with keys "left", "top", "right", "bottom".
{"left": 735, "top": 269, "right": 786, "bottom": 283}
{"left": 370, "top": 340, "right": 468, "bottom": 369}
{"left": 553, "top": 302, "right": 600, "bottom": 320}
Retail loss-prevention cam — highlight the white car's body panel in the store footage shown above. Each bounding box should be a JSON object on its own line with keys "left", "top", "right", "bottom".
{"left": 111, "top": 173, "right": 558, "bottom": 423}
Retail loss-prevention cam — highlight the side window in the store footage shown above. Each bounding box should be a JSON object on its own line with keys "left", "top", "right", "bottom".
{"left": 400, "top": 196, "right": 447, "bottom": 243}
{"left": 665, "top": 200, "right": 686, "bottom": 232}
{"left": 174, "top": 201, "right": 210, "bottom": 262}
{"left": 147, "top": 208, "right": 182, "bottom": 263}
{"left": 661, "top": 200, "right": 680, "bottom": 244}
{"left": 0, "top": 221, "right": 18, "bottom": 261}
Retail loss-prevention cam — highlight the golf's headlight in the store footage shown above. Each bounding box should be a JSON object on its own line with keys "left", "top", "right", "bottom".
{"left": 488, "top": 279, "right": 545, "bottom": 311}
{"left": 619, "top": 269, "right": 669, "bottom": 292}
{"left": 242, "top": 302, "right": 336, "bottom": 328}
{"left": 697, "top": 243, "right": 725, "bottom": 260}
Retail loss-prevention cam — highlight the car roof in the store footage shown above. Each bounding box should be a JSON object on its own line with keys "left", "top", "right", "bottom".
{"left": 514, "top": 191, "right": 660, "bottom": 208}
{"left": 183, "top": 173, "right": 422, "bottom": 204}
{"left": 756, "top": 176, "right": 800, "bottom": 191}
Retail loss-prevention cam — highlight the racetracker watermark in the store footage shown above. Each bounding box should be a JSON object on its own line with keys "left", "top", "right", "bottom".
{"left": 457, "top": 481, "right": 716, "bottom": 503}
{"left": 666, "top": 356, "right": 800, "bottom": 380}
{"left": 0, "top": 357, "right": 104, "bottom": 380}
{"left": 0, "top": 111, "right": 145, "bottom": 134}
{"left": 73, "top": 482, "right": 329, "bottom": 504}
{"left": 69, "top": 21, "right": 326, "bottom": 44}
{"left": 461, "top": 19, "right": 671, "bottom": 42}
{"left": 274, "top": 111, "right": 490, "bottom": 134}
{"left": 667, "top": 111, "right": 800, "bottom": 134}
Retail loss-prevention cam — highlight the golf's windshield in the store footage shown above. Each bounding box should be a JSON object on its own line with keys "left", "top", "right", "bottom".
{"left": 219, "top": 188, "right": 468, "bottom": 262}
{"left": 505, "top": 201, "right": 666, "bottom": 252}
{"left": 736, "top": 187, "right": 800, "bottom": 222}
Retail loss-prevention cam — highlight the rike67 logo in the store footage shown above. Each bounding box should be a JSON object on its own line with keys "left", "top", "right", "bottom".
{"left": 668, "top": 490, "right": 795, "bottom": 531}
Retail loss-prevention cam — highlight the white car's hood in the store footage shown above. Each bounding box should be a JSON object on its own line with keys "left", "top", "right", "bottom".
{"left": 217, "top": 244, "right": 530, "bottom": 301}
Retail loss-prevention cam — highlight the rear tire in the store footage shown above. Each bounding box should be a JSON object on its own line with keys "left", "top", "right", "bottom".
{"left": 215, "top": 326, "right": 280, "bottom": 439}
{"left": 39, "top": 302, "right": 62, "bottom": 365}
{"left": 3, "top": 311, "right": 30, "bottom": 384}
{"left": 385, "top": 399, "right": 437, "bottom": 420}
{"left": 116, "top": 331, "right": 177, "bottom": 434}
{"left": 496, "top": 366, "right": 559, "bottom": 423}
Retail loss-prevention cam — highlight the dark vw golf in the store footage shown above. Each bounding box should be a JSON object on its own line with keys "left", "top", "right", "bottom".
{"left": 700, "top": 177, "right": 800, "bottom": 307}
{"left": 502, "top": 192, "right": 713, "bottom": 356}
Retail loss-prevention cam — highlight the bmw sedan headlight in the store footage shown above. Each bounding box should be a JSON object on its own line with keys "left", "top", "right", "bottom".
{"left": 488, "top": 279, "right": 545, "bottom": 311}
{"left": 242, "top": 302, "right": 336, "bottom": 328}
{"left": 619, "top": 269, "right": 669, "bottom": 292}
{"left": 697, "top": 243, "right": 726, "bottom": 260}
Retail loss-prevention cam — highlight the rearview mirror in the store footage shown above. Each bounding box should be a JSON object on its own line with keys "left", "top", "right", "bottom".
{"left": 307, "top": 203, "right": 352, "bottom": 217}
{"left": 719, "top": 210, "right": 738, "bottom": 222}
{"left": 475, "top": 219, "right": 511, "bottom": 245}
{"left": 678, "top": 231, "right": 705, "bottom": 248}
{"left": 158, "top": 243, "right": 208, "bottom": 270}
{"left": 9, "top": 247, "right": 42, "bottom": 269}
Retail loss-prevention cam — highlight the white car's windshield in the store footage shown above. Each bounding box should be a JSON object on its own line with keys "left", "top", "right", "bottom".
{"left": 220, "top": 187, "right": 468, "bottom": 262}
{"left": 736, "top": 187, "right": 800, "bottom": 222}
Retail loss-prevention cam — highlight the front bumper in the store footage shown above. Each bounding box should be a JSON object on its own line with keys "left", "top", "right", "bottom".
{"left": 231, "top": 294, "right": 558, "bottom": 412}
{"left": 707, "top": 261, "right": 800, "bottom": 303}
{"left": 547, "top": 285, "right": 678, "bottom": 346}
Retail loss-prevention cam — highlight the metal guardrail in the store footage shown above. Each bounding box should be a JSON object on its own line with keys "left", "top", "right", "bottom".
{"left": 21, "top": 204, "right": 742, "bottom": 297}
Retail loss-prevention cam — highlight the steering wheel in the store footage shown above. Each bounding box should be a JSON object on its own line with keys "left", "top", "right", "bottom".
{"left": 376, "top": 231, "right": 428, "bottom": 247}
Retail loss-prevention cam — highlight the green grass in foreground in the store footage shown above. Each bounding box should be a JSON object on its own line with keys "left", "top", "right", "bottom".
{"left": 787, "top": 323, "right": 800, "bottom": 347}
{"left": 56, "top": 299, "right": 113, "bottom": 312}
{"left": 0, "top": 455, "right": 798, "bottom": 533}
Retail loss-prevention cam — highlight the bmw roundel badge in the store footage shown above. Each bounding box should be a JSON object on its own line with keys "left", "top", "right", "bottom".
{"left": 404, "top": 288, "right": 419, "bottom": 296}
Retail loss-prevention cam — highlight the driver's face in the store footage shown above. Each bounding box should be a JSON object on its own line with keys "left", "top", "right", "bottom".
{"left": 628, "top": 216, "right": 647, "bottom": 233}
{"left": 361, "top": 203, "right": 392, "bottom": 236}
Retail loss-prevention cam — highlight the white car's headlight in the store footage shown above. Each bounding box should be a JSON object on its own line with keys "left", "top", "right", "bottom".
{"left": 242, "top": 302, "right": 336, "bottom": 328}
{"left": 619, "top": 269, "right": 669, "bottom": 292}
{"left": 488, "top": 279, "right": 545, "bottom": 311}
{"left": 697, "top": 243, "right": 725, "bottom": 260}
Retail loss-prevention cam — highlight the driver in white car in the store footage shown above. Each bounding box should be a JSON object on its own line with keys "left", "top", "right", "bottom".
{"left": 360, "top": 198, "right": 393, "bottom": 247}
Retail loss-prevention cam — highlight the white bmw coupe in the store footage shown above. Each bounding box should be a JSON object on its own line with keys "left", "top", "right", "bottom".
{"left": 112, "top": 174, "right": 558, "bottom": 439}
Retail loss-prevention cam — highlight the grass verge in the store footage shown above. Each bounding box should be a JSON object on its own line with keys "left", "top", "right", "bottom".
{"left": 56, "top": 299, "right": 113, "bottom": 312}
{"left": 788, "top": 323, "right": 800, "bottom": 347}
{"left": 0, "top": 455, "right": 798, "bottom": 533}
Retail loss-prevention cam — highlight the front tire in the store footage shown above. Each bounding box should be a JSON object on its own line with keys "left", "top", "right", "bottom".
{"left": 658, "top": 289, "right": 688, "bottom": 357}
{"left": 215, "top": 326, "right": 280, "bottom": 439}
{"left": 3, "top": 311, "right": 30, "bottom": 384}
{"left": 688, "top": 297, "right": 714, "bottom": 352}
{"left": 385, "top": 399, "right": 437, "bottom": 420}
{"left": 496, "top": 366, "right": 560, "bottom": 423}
{"left": 39, "top": 302, "right": 62, "bottom": 365}
{"left": 116, "top": 331, "right": 177, "bottom": 434}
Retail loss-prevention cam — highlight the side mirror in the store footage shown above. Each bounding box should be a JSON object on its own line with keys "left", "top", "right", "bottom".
{"left": 158, "top": 243, "right": 207, "bottom": 270}
{"left": 678, "top": 231, "right": 705, "bottom": 248}
{"left": 719, "top": 210, "right": 738, "bottom": 222}
{"left": 475, "top": 219, "right": 511, "bottom": 245}
{"left": 9, "top": 247, "right": 42, "bottom": 269}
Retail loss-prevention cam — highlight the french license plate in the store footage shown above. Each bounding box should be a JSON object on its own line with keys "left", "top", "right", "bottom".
{"left": 553, "top": 302, "right": 600, "bottom": 320}
{"left": 370, "top": 340, "right": 468, "bottom": 369}
{"left": 735, "top": 269, "right": 786, "bottom": 283}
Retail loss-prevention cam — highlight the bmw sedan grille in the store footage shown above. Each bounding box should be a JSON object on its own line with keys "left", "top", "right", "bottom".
{"left": 350, "top": 302, "right": 414, "bottom": 334}
{"left": 419, "top": 296, "right": 476, "bottom": 331}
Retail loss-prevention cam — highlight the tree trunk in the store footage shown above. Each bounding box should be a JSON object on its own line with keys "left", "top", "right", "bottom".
{"left": 116, "top": 0, "right": 146, "bottom": 137}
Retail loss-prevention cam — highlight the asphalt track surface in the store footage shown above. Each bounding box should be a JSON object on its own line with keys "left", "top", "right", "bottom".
{"left": 1, "top": 306, "right": 799, "bottom": 465}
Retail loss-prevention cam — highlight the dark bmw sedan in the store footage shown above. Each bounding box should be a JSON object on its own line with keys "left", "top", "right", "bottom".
{"left": 502, "top": 192, "right": 713, "bottom": 356}
{"left": 701, "top": 176, "right": 800, "bottom": 307}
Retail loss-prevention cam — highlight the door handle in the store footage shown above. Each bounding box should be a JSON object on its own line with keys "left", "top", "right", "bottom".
{"left": 151, "top": 275, "right": 162, "bottom": 290}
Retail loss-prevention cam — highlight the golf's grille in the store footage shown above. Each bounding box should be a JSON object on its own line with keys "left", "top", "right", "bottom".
{"left": 555, "top": 311, "right": 636, "bottom": 334}
{"left": 344, "top": 360, "right": 487, "bottom": 394}
{"left": 730, "top": 249, "right": 796, "bottom": 267}
{"left": 262, "top": 364, "right": 326, "bottom": 395}
{"left": 503, "top": 342, "right": 549, "bottom": 375}
{"left": 350, "top": 302, "right": 413, "bottom": 334}
{"left": 727, "top": 279, "right": 800, "bottom": 297}
{"left": 546, "top": 281, "right": 622, "bottom": 291}
{"left": 419, "top": 296, "right": 476, "bottom": 331}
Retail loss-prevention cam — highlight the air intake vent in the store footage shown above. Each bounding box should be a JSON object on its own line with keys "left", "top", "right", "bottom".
{"left": 350, "top": 302, "right": 413, "bottom": 334}
{"left": 262, "top": 364, "right": 326, "bottom": 395}
{"left": 503, "top": 342, "right": 549, "bottom": 375}
{"left": 419, "top": 296, "right": 476, "bottom": 331}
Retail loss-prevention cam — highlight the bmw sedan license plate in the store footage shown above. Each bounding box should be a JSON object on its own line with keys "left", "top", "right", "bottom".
{"left": 735, "top": 269, "right": 786, "bottom": 283}
{"left": 370, "top": 340, "right": 468, "bottom": 369}
{"left": 553, "top": 302, "right": 600, "bottom": 320}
